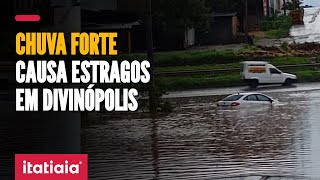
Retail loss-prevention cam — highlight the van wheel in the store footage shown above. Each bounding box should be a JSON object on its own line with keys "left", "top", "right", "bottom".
{"left": 249, "top": 80, "right": 258, "bottom": 89}
{"left": 283, "top": 78, "right": 293, "bottom": 86}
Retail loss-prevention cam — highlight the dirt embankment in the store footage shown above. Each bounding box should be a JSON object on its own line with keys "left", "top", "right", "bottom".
{"left": 238, "top": 43, "right": 320, "bottom": 58}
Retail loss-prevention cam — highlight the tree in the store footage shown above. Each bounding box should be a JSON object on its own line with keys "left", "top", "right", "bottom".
{"left": 205, "top": 0, "right": 242, "bottom": 13}
{"left": 285, "top": 0, "right": 304, "bottom": 10}
{"left": 152, "top": 0, "right": 210, "bottom": 50}
{"left": 153, "top": 0, "right": 210, "bottom": 30}
{"left": 293, "top": 0, "right": 304, "bottom": 9}
{"left": 205, "top": 0, "right": 247, "bottom": 30}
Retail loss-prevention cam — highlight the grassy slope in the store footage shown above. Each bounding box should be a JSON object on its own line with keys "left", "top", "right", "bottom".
{"left": 155, "top": 57, "right": 309, "bottom": 72}
{"left": 159, "top": 69, "right": 320, "bottom": 91}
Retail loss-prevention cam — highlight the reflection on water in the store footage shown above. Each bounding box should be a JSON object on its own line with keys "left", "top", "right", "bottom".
{"left": 82, "top": 90, "right": 320, "bottom": 179}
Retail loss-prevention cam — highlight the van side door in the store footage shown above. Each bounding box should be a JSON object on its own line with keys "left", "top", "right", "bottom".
{"left": 268, "top": 67, "right": 284, "bottom": 84}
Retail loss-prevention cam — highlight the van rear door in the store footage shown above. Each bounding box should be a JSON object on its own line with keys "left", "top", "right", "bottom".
{"left": 241, "top": 63, "right": 246, "bottom": 79}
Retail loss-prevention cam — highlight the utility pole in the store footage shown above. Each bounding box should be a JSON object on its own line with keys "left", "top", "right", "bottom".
{"left": 146, "top": 0, "right": 156, "bottom": 113}
{"left": 283, "top": 0, "right": 287, "bottom": 15}
{"left": 244, "top": 0, "right": 249, "bottom": 43}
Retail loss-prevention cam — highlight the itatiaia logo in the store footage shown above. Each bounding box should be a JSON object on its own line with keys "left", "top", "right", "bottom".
{"left": 22, "top": 160, "right": 82, "bottom": 174}
{"left": 15, "top": 154, "right": 88, "bottom": 180}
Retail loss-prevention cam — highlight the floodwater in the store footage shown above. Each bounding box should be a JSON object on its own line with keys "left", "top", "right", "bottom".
{"left": 82, "top": 89, "right": 320, "bottom": 179}
{"left": 290, "top": 7, "right": 320, "bottom": 43}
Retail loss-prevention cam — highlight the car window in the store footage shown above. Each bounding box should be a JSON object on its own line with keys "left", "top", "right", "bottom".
{"left": 244, "top": 95, "right": 258, "bottom": 101}
{"left": 256, "top": 95, "right": 271, "bottom": 101}
{"left": 270, "top": 68, "right": 281, "bottom": 74}
{"left": 222, "top": 95, "right": 243, "bottom": 101}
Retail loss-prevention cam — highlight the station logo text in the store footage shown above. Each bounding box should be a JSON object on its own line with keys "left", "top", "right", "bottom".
{"left": 15, "top": 154, "right": 88, "bottom": 180}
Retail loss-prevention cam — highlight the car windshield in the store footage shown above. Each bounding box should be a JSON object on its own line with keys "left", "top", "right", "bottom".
{"left": 222, "top": 95, "right": 243, "bottom": 101}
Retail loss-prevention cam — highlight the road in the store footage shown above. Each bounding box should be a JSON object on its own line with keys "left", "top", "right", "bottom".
{"left": 166, "top": 82, "right": 320, "bottom": 98}
{"left": 290, "top": 7, "right": 320, "bottom": 43}
{"left": 81, "top": 7, "right": 320, "bottom": 180}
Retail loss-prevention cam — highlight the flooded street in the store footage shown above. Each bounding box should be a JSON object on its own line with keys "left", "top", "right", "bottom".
{"left": 82, "top": 89, "right": 320, "bottom": 179}
{"left": 80, "top": 7, "right": 320, "bottom": 180}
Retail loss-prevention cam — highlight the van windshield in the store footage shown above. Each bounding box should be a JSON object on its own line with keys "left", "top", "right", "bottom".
{"left": 270, "top": 68, "right": 282, "bottom": 74}
{"left": 222, "top": 95, "right": 243, "bottom": 101}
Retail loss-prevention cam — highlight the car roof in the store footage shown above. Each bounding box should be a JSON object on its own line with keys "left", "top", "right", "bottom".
{"left": 242, "top": 61, "right": 268, "bottom": 65}
{"left": 229, "top": 92, "right": 269, "bottom": 96}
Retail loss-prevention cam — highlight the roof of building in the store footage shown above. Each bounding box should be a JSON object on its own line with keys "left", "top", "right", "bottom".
{"left": 81, "top": 9, "right": 142, "bottom": 30}
{"left": 83, "top": 22, "right": 141, "bottom": 30}
{"left": 82, "top": 9, "right": 141, "bottom": 24}
{"left": 211, "top": 12, "right": 238, "bottom": 17}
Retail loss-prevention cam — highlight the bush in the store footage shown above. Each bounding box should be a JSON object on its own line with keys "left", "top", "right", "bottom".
{"left": 295, "top": 70, "right": 320, "bottom": 82}
{"left": 265, "top": 29, "right": 290, "bottom": 38}
{"left": 280, "top": 42, "right": 289, "bottom": 51}
{"left": 158, "top": 73, "right": 244, "bottom": 90}
{"left": 261, "top": 15, "right": 292, "bottom": 31}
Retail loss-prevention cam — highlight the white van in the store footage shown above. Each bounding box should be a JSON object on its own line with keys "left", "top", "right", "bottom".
{"left": 241, "top": 61, "right": 297, "bottom": 88}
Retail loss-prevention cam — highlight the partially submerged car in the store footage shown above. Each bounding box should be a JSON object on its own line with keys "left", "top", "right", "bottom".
{"left": 217, "top": 92, "right": 276, "bottom": 108}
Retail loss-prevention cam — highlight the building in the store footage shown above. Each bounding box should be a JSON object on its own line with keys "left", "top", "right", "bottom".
{"left": 269, "top": 0, "right": 276, "bottom": 15}
{"left": 81, "top": 0, "right": 145, "bottom": 53}
{"left": 196, "top": 13, "right": 239, "bottom": 45}
{"left": 274, "top": 0, "right": 283, "bottom": 14}
{"left": 264, "top": 0, "right": 289, "bottom": 16}
{"left": 82, "top": 0, "right": 200, "bottom": 51}
{"left": 247, "top": 0, "right": 264, "bottom": 31}
{"left": 117, "top": 0, "right": 146, "bottom": 13}
{"left": 81, "top": 9, "right": 143, "bottom": 53}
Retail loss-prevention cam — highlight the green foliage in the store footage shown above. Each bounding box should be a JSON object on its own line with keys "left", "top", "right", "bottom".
{"left": 240, "top": 45, "right": 259, "bottom": 52}
{"left": 295, "top": 70, "right": 320, "bottom": 82}
{"left": 265, "top": 29, "right": 290, "bottom": 38}
{"left": 205, "top": 0, "right": 242, "bottom": 13}
{"left": 156, "top": 56, "right": 311, "bottom": 91}
{"left": 261, "top": 15, "right": 292, "bottom": 31}
{"left": 261, "top": 15, "right": 292, "bottom": 38}
{"left": 154, "top": 50, "right": 239, "bottom": 66}
{"left": 113, "top": 52, "right": 311, "bottom": 74}
{"left": 271, "top": 57, "right": 309, "bottom": 65}
{"left": 153, "top": 0, "right": 211, "bottom": 30}
{"left": 114, "top": 49, "right": 241, "bottom": 67}
{"left": 115, "top": 51, "right": 309, "bottom": 70}
{"left": 280, "top": 42, "right": 289, "bottom": 51}
{"left": 155, "top": 56, "right": 309, "bottom": 72}
{"left": 158, "top": 73, "right": 244, "bottom": 90}
{"left": 285, "top": 0, "right": 304, "bottom": 10}
{"left": 158, "top": 68, "right": 320, "bottom": 91}
{"left": 316, "top": 55, "right": 320, "bottom": 63}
